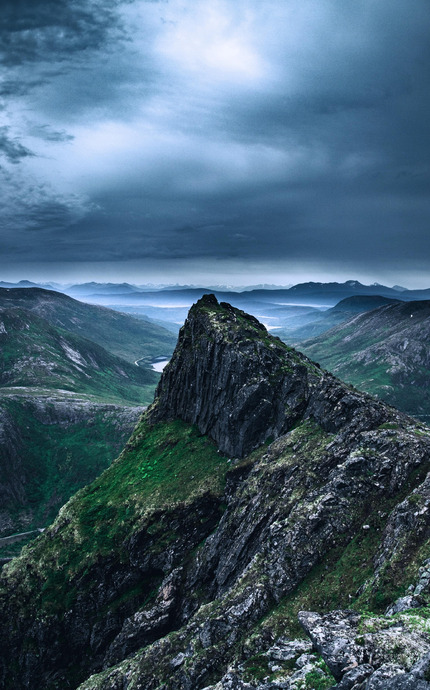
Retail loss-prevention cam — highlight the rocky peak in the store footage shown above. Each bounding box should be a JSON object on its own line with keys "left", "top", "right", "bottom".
{"left": 147, "top": 294, "right": 394, "bottom": 457}
{"left": 2, "top": 299, "right": 430, "bottom": 690}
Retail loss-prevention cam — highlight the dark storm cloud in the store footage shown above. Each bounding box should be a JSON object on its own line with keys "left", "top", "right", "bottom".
{"left": 0, "top": 126, "right": 35, "bottom": 163}
{"left": 1, "top": 0, "right": 430, "bottom": 285}
{"left": 29, "top": 125, "right": 74, "bottom": 142}
{"left": 0, "top": 79, "right": 47, "bottom": 97}
{"left": 0, "top": 0, "right": 126, "bottom": 67}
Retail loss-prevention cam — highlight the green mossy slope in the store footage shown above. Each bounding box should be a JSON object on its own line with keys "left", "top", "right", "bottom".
{"left": 2, "top": 418, "right": 229, "bottom": 616}
{"left": 0, "top": 397, "right": 143, "bottom": 538}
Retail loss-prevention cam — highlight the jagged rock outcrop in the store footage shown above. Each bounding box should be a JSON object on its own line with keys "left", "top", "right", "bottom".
{"left": 147, "top": 295, "right": 391, "bottom": 457}
{"left": 1, "top": 296, "right": 430, "bottom": 690}
{"left": 299, "top": 607, "right": 430, "bottom": 689}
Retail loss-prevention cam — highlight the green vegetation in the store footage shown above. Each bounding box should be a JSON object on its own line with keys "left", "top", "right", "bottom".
{"left": 242, "top": 651, "right": 335, "bottom": 687}
{"left": 0, "top": 396, "right": 141, "bottom": 534}
{"left": 0, "top": 533, "right": 38, "bottom": 560}
{"left": 300, "top": 662, "right": 335, "bottom": 690}
{"left": 0, "top": 297, "right": 166, "bottom": 545}
{"left": 0, "top": 307, "right": 157, "bottom": 405}
{"left": 242, "top": 653, "right": 272, "bottom": 682}
{"left": 76, "top": 418, "right": 230, "bottom": 534}
{"left": 0, "top": 287, "right": 177, "bottom": 364}
{"left": 1, "top": 419, "right": 229, "bottom": 614}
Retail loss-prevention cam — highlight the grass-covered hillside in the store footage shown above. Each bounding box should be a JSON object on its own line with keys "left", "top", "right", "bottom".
{"left": 299, "top": 299, "right": 430, "bottom": 421}
{"left": 0, "top": 287, "right": 176, "bottom": 365}
{"left": 0, "top": 306, "right": 157, "bottom": 405}
{"left": 0, "top": 296, "right": 166, "bottom": 542}
{"left": 0, "top": 396, "right": 143, "bottom": 540}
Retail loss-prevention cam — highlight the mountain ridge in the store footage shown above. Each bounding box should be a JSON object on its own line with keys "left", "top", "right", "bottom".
{"left": 1, "top": 297, "right": 430, "bottom": 689}
{"left": 277, "top": 296, "right": 402, "bottom": 352}
{"left": 0, "top": 287, "right": 176, "bottom": 365}
{"left": 0, "top": 305, "right": 156, "bottom": 403}
{"left": 299, "top": 299, "right": 430, "bottom": 419}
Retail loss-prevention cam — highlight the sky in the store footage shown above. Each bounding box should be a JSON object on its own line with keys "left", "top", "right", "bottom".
{"left": 1, "top": 0, "right": 430, "bottom": 287}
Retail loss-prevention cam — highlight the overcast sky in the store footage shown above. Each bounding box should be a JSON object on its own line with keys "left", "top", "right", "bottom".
{"left": 1, "top": 0, "right": 429, "bottom": 287}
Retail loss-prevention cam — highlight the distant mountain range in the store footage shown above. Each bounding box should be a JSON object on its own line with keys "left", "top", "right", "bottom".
{"left": 62, "top": 278, "right": 430, "bottom": 305}
{"left": 1, "top": 279, "right": 419, "bottom": 335}
{"left": 299, "top": 299, "right": 430, "bottom": 420}
{"left": 66, "top": 280, "right": 430, "bottom": 307}
{"left": 2, "top": 279, "right": 430, "bottom": 305}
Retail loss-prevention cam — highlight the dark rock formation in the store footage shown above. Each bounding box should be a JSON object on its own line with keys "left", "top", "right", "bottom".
{"left": 299, "top": 607, "right": 430, "bottom": 689}
{"left": 1, "top": 296, "right": 430, "bottom": 690}
{"left": 147, "top": 295, "right": 391, "bottom": 457}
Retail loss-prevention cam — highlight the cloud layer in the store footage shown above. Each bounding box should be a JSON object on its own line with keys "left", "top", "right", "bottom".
{"left": 1, "top": 0, "right": 430, "bottom": 285}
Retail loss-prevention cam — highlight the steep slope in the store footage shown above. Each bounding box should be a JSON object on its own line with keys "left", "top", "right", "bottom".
{"left": 0, "top": 394, "right": 143, "bottom": 539}
{"left": 0, "top": 306, "right": 157, "bottom": 404}
{"left": 299, "top": 299, "right": 430, "bottom": 420}
{"left": 0, "top": 306, "right": 151, "bottom": 540}
{"left": 0, "top": 287, "right": 176, "bottom": 364}
{"left": 1, "top": 296, "right": 430, "bottom": 690}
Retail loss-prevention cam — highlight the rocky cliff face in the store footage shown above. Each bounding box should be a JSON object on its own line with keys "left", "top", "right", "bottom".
{"left": 1, "top": 297, "right": 430, "bottom": 690}
{"left": 148, "top": 294, "right": 390, "bottom": 457}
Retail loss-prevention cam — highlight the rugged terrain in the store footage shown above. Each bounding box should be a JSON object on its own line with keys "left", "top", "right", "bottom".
{"left": 0, "top": 299, "right": 161, "bottom": 541}
{"left": 0, "top": 287, "right": 176, "bottom": 366}
{"left": 1, "top": 295, "right": 430, "bottom": 689}
{"left": 299, "top": 300, "right": 430, "bottom": 421}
